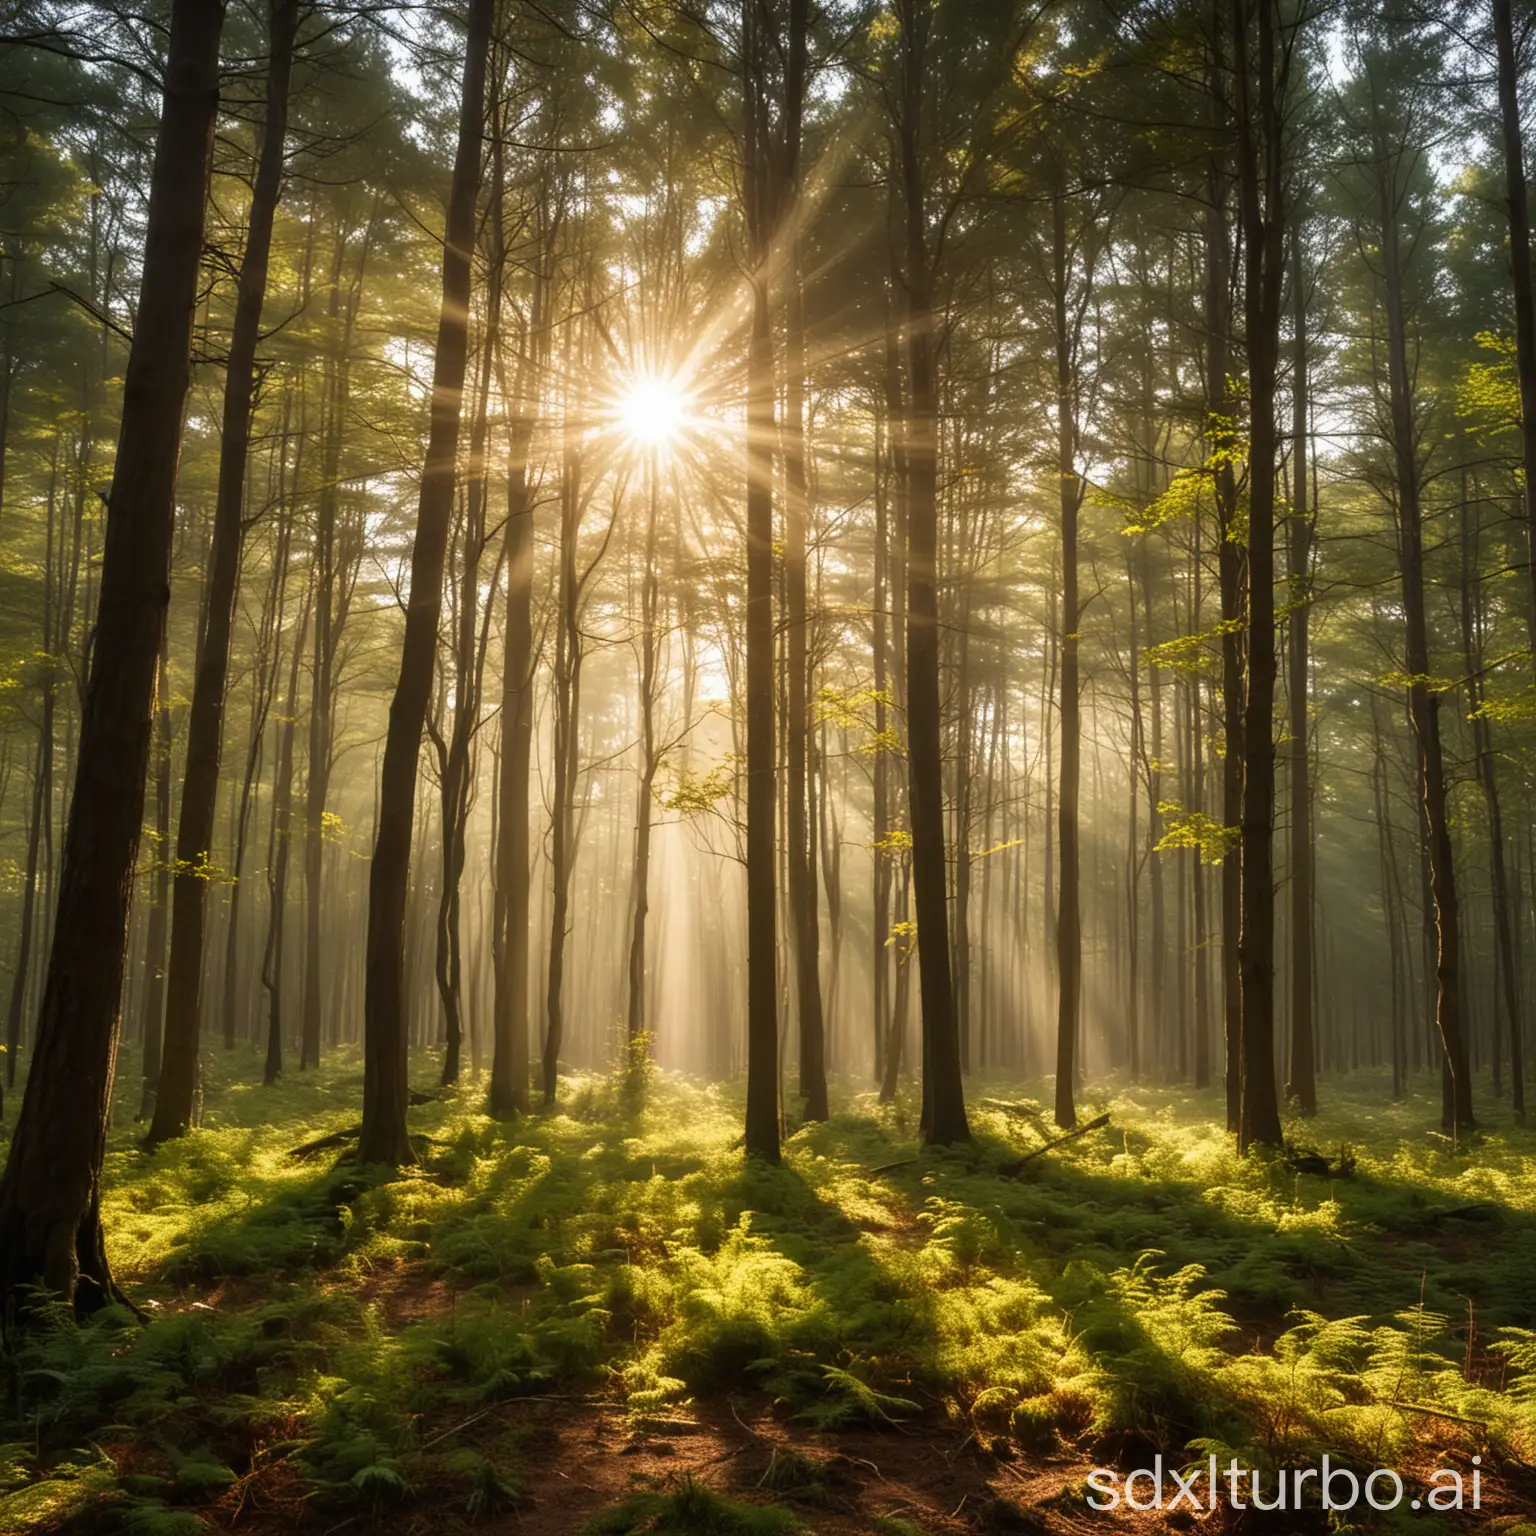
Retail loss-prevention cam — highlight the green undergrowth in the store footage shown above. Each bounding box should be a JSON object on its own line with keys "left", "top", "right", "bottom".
{"left": 1, "top": 1050, "right": 1535, "bottom": 1531}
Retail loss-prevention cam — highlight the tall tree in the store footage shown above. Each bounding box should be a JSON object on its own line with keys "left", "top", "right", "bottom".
{"left": 1286, "top": 222, "right": 1316, "bottom": 1115}
{"left": 0, "top": 0, "right": 227, "bottom": 1309}
{"left": 149, "top": 0, "right": 299, "bottom": 1144}
{"left": 359, "top": 0, "right": 493, "bottom": 1166}
{"left": 1348, "top": 1, "right": 1474, "bottom": 1136}
{"left": 1232, "top": 0, "right": 1289, "bottom": 1154}
{"left": 741, "top": 0, "right": 785, "bottom": 1161}
{"left": 489, "top": 172, "right": 548, "bottom": 1120}
{"left": 892, "top": 0, "right": 968, "bottom": 1145}
{"left": 1492, "top": 0, "right": 1536, "bottom": 676}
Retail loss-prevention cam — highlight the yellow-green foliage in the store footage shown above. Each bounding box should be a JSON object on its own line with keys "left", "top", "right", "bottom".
{"left": 3, "top": 1054, "right": 1536, "bottom": 1528}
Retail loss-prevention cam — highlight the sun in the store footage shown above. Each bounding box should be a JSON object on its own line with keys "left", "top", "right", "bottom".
{"left": 616, "top": 373, "right": 687, "bottom": 447}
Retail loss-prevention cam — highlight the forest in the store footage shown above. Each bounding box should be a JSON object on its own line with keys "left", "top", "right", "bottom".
{"left": 2, "top": 0, "right": 1536, "bottom": 1530}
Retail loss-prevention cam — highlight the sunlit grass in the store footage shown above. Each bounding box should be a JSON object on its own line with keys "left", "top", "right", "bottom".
{"left": 2, "top": 1052, "right": 1534, "bottom": 1529}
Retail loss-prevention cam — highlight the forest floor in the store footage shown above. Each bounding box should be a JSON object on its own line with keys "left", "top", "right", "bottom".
{"left": 3, "top": 1054, "right": 1536, "bottom": 1536}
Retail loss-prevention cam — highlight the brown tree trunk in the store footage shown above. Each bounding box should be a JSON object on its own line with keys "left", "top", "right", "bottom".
{"left": 785, "top": 247, "right": 827, "bottom": 1122}
{"left": 873, "top": 288, "right": 906, "bottom": 1087}
{"left": 1206, "top": 0, "right": 1245, "bottom": 1135}
{"left": 435, "top": 199, "right": 502, "bottom": 1087}
{"left": 225, "top": 412, "right": 298, "bottom": 1051}
{"left": 1493, "top": 0, "right": 1536, "bottom": 677}
{"left": 4, "top": 455, "right": 59, "bottom": 1103}
{"left": 626, "top": 457, "right": 662, "bottom": 1068}
{"left": 1232, "top": 0, "right": 1286, "bottom": 1154}
{"left": 303, "top": 217, "right": 369, "bottom": 1071}
{"left": 360, "top": 0, "right": 492, "bottom": 1166}
{"left": 1461, "top": 474, "right": 1525, "bottom": 1118}
{"left": 1286, "top": 227, "right": 1316, "bottom": 1116}
{"left": 543, "top": 346, "right": 585, "bottom": 1107}
{"left": 489, "top": 264, "right": 540, "bottom": 1118}
{"left": 150, "top": 0, "right": 297, "bottom": 1144}
{"left": 742, "top": 0, "right": 780, "bottom": 1161}
{"left": 263, "top": 568, "right": 312, "bottom": 1086}
{"left": 0, "top": 0, "right": 225, "bottom": 1311}
{"left": 138, "top": 642, "right": 171, "bottom": 1118}
{"left": 898, "top": 0, "right": 968, "bottom": 1147}
{"left": 1052, "top": 188, "right": 1082, "bottom": 1131}
{"left": 1375, "top": 113, "right": 1475, "bottom": 1138}
{"left": 489, "top": 146, "right": 542, "bottom": 1121}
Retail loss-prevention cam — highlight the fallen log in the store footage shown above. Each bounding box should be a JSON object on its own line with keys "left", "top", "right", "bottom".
{"left": 997, "top": 1112, "right": 1111, "bottom": 1176}
{"left": 979, "top": 1099, "right": 1045, "bottom": 1121}
{"left": 289, "top": 1124, "right": 362, "bottom": 1159}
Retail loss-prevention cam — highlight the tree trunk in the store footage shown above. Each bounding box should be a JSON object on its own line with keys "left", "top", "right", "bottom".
{"left": 1232, "top": 0, "right": 1285, "bottom": 1154}
{"left": 1206, "top": 0, "right": 1245, "bottom": 1135}
{"left": 1286, "top": 226, "right": 1316, "bottom": 1116}
{"left": 302, "top": 219, "right": 368, "bottom": 1071}
{"left": 0, "top": 0, "right": 225, "bottom": 1312}
{"left": 741, "top": 0, "right": 780, "bottom": 1161}
{"left": 1492, "top": 0, "right": 1536, "bottom": 678}
{"left": 1376, "top": 114, "right": 1475, "bottom": 1138}
{"left": 489, "top": 163, "right": 541, "bottom": 1123}
{"left": 224, "top": 418, "right": 298, "bottom": 1051}
{"left": 435, "top": 204, "right": 502, "bottom": 1087}
{"left": 785, "top": 250, "right": 827, "bottom": 1122}
{"left": 138, "top": 642, "right": 172, "bottom": 1118}
{"left": 1461, "top": 473, "right": 1525, "bottom": 1118}
{"left": 1052, "top": 188, "right": 1082, "bottom": 1131}
{"left": 3, "top": 461, "right": 59, "bottom": 1101}
{"left": 543, "top": 351, "right": 585, "bottom": 1106}
{"left": 150, "top": 0, "right": 298, "bottom": 1144}
{"left": 262, "top": 569, "right": 312, "bottom": 1087}
{"left": 360, "top": 0, "right": 492, "bottom": 1166}
{"left": 898, "top": 0, "right": 968, "bottom": 1147}
{"left": 874, "top": 287, "right": 906, "bottom": 1087}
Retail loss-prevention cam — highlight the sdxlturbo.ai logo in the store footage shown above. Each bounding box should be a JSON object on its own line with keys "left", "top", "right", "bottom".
{"left": 1085, "top": 1455, "right": 1483, "bottom": 1514}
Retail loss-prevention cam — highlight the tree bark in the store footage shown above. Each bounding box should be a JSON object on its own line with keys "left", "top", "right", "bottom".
{"left": 302, "top": 218, "right": 369, "bottom": 1071}
{"left": 435, "top": 198, "right": 502, "bottom": 1087}
{"left": 262, "top": 567, "right": 312, "bottom": 1087}
{"left": 150, "top": 0, "right": 298, "bottom": 1144}
{"left": 1206, "top": 0, "right": 1245, "bottom": 1135}
{"left": 1052, "top": 188, "right": 1082, "bottom": 1131}
{"left": 543, "top": 343, "right": 585, "bottom": 1106}
{"left": 1374, "top": 94, "right": 1475, "bottom": 1138}
{"left": 626, "top": 456, "right": 662, "bottom": 1067}
{"left": 742, "top": 0, "right": 780, "bottom": 1161}
{"left": 1492, "top": 0, "right": 1536, "bottom": 678}
{"left": 0, "top": 0, "right": 225, "bottom": 1312}
{"left": 138, "top": 642, "right": 172, "bottom": 1118}
{"left": 898, "top": 0, "right": 968, "bottom": 1147}
{"left": 1461, "top": 473, "right": 1525, "bottom": 1118}
{"left": 785, "top": 251, "right": 827, "bottom": 1121}
{"left": 224, "top": 411, "right": 299, "bottom": 1051}
{"left": 360, "top": 0, "right": 492, "bottom": 1166}
{"left": 1232, "top": 0, "right": 1285, "bottom": 1154}
{"left": 4, "top": 454, "right": 59, "bottom": 1103}
{"left": 1286, "top": 226, "right": 1316, "bottom": 1116}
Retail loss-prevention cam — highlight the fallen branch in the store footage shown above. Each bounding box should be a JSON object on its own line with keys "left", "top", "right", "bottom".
{"left": 289, "top": 1125, "right": 361, "bottom": 1159}
{"left": 997, "top": 1113, "right": 1111, "bottom": 1176}
{"left": 866, "top": 1158, "right": 918, "bottom": 1176}
{"left": 979, "top": 1099, "right": 1044, "bottom": 1121}
{"left": 420, "top": 1394, "right": 603, "bottom": 1449}
{"left": 1421, "top": 1202, "right": 1502, "bottom": 1224}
